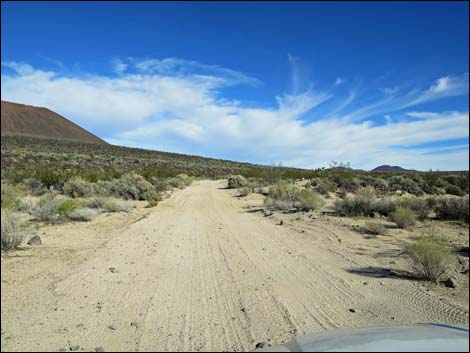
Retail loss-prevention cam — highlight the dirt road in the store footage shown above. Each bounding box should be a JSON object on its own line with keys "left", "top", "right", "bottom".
{"left": 1, "top": 180, "right": 468, "bottom": 351}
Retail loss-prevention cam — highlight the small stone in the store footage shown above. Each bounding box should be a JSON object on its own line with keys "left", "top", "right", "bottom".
{"left": 255, "top": 342, "right": 266, "bottom": 349}
{"left": 109, "top": 267, "right": 117, "bottom": 273}
{"left": 278, "top": 220, "right": 284, "bottom": 226}
{"left": 95, "top": 347, "right": 105, "bottom": 352}
{"left": 130, "top": 321, "right": 140, "bottom": 328}
{"left": 70, "top": 345, "right": 80, "bottom": 351}
{"left": 108, "top": 325, "right": 117, "bottom": 331}
{"left": 349, "top": 308, "right": 356, "bottom": 313}
{"left": 27, "top": 235, "right": 42, "bottom": 246}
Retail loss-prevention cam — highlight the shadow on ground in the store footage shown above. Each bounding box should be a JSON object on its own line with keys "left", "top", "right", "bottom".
{"left": 346, "top": 266, "right": 416, "bottom": 280}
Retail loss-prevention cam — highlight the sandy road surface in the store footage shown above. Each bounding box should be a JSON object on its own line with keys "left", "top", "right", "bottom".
{"left": 1, "top": 180, "right": 468, "bottom": 352}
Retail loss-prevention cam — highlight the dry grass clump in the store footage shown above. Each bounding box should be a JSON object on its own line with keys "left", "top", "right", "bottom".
{"left": 66, "top": 207, "right": 99, "bottom": 221}
{"left": 264, "top": 181, "right": 321, "bottom": 211}
{"left": 404, "top": 235, "right": 455, "bottom": 282}
{"left": 1, "top": 210, "right": 25, "bottom": 251}
{"left": 389, "top": 207, "right": 417, "bottom": 229}
{"left": 434, "top": 195, "right": 469, "bottom": 223}
{"left": 363, "top": 221, "right": 386, "bottom": 235}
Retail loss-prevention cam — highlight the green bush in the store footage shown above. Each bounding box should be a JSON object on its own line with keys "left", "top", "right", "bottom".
{"left": 147, "top": 195, "right": 162, "bottom": 208}
{"left": 434, "top": 195, "right": 469, "bottom": 223}
{"left": 227, "top": 175, "right": 248, "bottom": 189}
{"left": 239, "top": 186, "right": 252, "bottom": 197}
{"left": 94, "top": 173, "right": 157, "bottom": 200}
{"left": 104, "top": 199, "right": 132, "bottom": 213}
{"left": 404, "top": 236, "right": 455, "bottom": 282}
{"left": 55, "top": 198, "right": 86, "bottom": 214}
{"left": 398, "top": 197, "right": 431, "bottom": 220}
{"left": 339, "top": 178, "right": 361, "bottom": 192}
{"left": 265, "top": 181, "right": 320, "bottom": 211}
{"left": 23, "top": 178, "right": 46, "bottom": 196}
{"left": 387, "top": 176, "right": 422, "bottom": 195}
{"left": 63, "top": 177, "right": 94, "bottom": 198}
{"left": 334, "top": 187, "right": 377, "bottom": 216}
{"left": 168, "top": 174, "right": 192, "bottom": 189}
{"left": 1, "top": 182, "right": 28, "bottom": 210}
{"left": 32, "top": 193, "right": 67, "bottom": 223}
{"left": 1, "top": 210, "right": 25, "bottom": 251}
{"left": 390, "top": 207, "right": 417, "bottom": 228}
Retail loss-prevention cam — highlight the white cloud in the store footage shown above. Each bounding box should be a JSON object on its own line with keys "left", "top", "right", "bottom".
{"left": 1, "top": 59, "right": 469, "bottom": 170}
{"left": 112, "top": 58, "right": 128, "bottom": 73}
{"left": 334, "top": 77, "right": 345, "bottom": 86}
{"left": 402, "top": 73, "right": 469, "bottom": 108}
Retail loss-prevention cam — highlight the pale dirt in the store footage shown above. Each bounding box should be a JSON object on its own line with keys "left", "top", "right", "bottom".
{"left": 1, "top": 180, "right": 468, "bottom": 352}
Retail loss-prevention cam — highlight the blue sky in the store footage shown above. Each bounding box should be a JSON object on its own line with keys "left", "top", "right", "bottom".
{"left": 2, "top": 1, "right": 469, "bottom": 170}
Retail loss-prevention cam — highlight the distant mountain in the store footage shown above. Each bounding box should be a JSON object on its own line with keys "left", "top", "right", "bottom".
{"left": 371, "top": 165, "right": 416, "bottom": 173}
{"left": 1, "top": 100, "right": 106, "bottom": 144}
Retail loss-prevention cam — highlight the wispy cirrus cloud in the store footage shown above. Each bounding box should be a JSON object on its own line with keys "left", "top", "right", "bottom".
{"left": 1, "top": 57, "right": 468, "bottom": 170}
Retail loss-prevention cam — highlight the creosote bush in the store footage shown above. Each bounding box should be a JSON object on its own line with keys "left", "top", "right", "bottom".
{"left": 404, "top": 235, "right": 455, "bottom": 282}
{"left": 264, "top": 181, "right": 320, "bottom": 211}
{"left": 390, "top": 207, "right": 417, "bottom": 229}
{"left": 434, "top": 195, "right": 469, "bottom": 223}
{"left": 239, "top": 186, "right": 252, "bottom": 197}
{"left": 334, "top": 187, "right": 376, "bottom": 216}
{"left": 63, "top": 176, "right": 93, "bottom": 198}
{"left": 227, "top": 175, "right": 248, "bottom": 189}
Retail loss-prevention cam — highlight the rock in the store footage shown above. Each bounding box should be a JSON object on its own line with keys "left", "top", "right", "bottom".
{"left": 27, "top": 235, "right": 42, "bottom": 246}
{"left": 349, "top": 308, "right": 356, "bottom": 313}
{"left": 130, "top": 321, "right": 140, "bottom": 328}
{"left": 278, "top": 220, "right": 284, "bottom": 226}
{"left": 69, "top": 346, "right": 80, "bottom": 351}
{"left": 441, "top": 277, "right": 457, "bottom": 288}
{"left": 95, "top": 348, "right": 105, "bottom": 352}
{"left": 109, "top": 267, "right": 117, "bottom": 273}
{"left": 108, "top": 324, "right": 117, "bottom": 331}
{"left": 255, "top": 342, "right": 266, "bottom": 349}
{"left": 263, "top": 210, "right": 273, "bottom": 217}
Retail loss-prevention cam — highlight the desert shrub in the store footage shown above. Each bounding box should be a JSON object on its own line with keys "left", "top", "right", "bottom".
{"left": 372, "top": 178, "right": 389, "bottom": 193}
{"left": 444, "top": 184, "right": 464, "bottom": 196}
{"left": 404, "top": 236, "right": 455, "bottom": 282}
{"left": 434, "top": 195, "right": 469, "bottom": 223}
{"left": 149, "top": 177, "right": 171, "bottom": 193}
{"left": 265, "top": 181, "right": 320, "bottom": 211}
{"left": 339, "top": 178, "right": 361, "bottom": 192}
{"left": 63, "top": 177, "right": 94, "bottom": 198}
{"left": 95, "top": 173, "right": 156, "bottom": 200}
{"left": 374, "top": 197, "right": 399, "bottom": 216}
{"left": 387, "top": 176, "right": 422, "bottom": 195}
{"left": 23, "top": 178, "right": 46, "bottom": 196}
{"left": 1, "top": 182, "right": 28, "bottom": 210}
{"left": 315, "top": 179, "right": 336, "bottom": 196}
{"left": 1, "top": 210, "right": 25, "bottom": 251}
{"left": 147, "top": 195, "right": 162, "bottom": 208}
{"left": 334, "top": 187, "right": 376, "bottom": 216}
{"left": 17, "top": 196, "right": 36, "bottom": 213}
{"left": 253, "top": 186, "right": 270, "bottom": 195}
{"left": 390, "top": 207, "right": 417, "bottom": 228}
{"left": 104, "top": 199, "right": 132, "bottom": 213}
{"left": 296, "top": 189, "right": 321, "bottom": 211}
{"left": 239, "top": 186, "right": 252, "bottom": 197}
{"left": 363, "top": 221, "right": 386, "bottom": 235}
{"left": 32, "top": 193, "right": 67, "bottom": 222}
{"left": 85, "top": 197, "right": 107, "bottom": 209}
{"left": 227, "top": 175, "right": 248, "bottom": 189}
{"left": 398, "top": 197, "right": 431, "bottom": 220}
{"left": 67, "top": 207, "right": 98, "bottom": 221}
{"left": 55, "top": 198, "right": 86, "bottom": 215}
{"left": 168, "top": 174, "right": 192, "bottom": 189}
